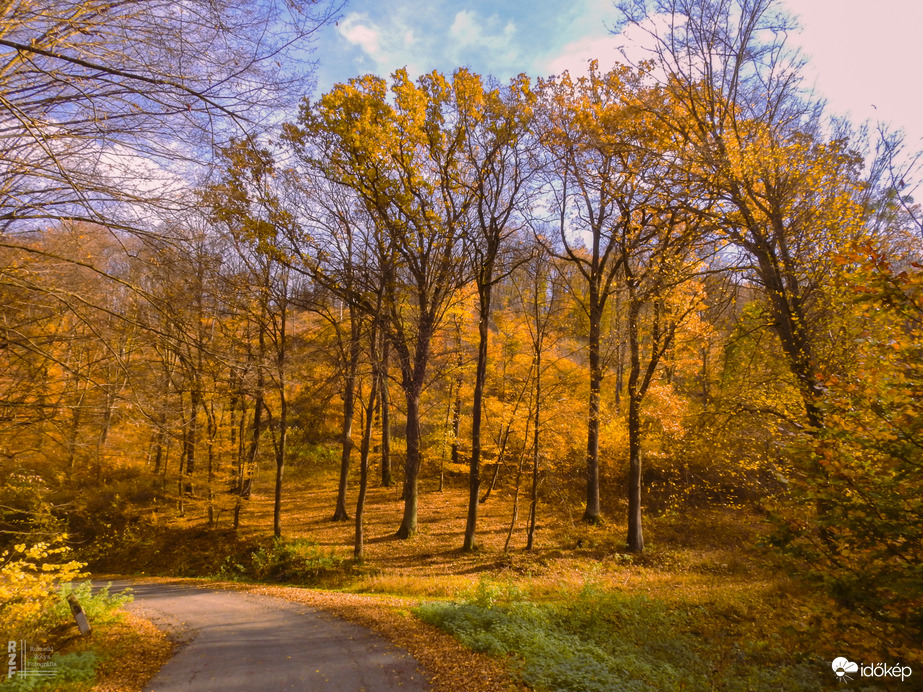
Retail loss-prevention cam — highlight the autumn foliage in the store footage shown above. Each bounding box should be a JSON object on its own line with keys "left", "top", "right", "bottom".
{"left": 1, "top": 0, "right": 922, "bottom": 672}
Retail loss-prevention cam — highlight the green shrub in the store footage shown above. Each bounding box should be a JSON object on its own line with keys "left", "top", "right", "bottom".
{"left": 214, "top": 537, "right": 346, "bottom": 584}
{"left": 49, "top": 582, "right": 131, "bottom": 628}
{"left": 0, "top": 580, "right": 130, "bottom": 691}
{"left": 250, "top": 538, "right": 344, "bottom": 582}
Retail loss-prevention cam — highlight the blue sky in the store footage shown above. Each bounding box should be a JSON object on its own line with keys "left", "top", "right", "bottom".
{"left": 312, "top": 0, "right": 922, "bottom": 147}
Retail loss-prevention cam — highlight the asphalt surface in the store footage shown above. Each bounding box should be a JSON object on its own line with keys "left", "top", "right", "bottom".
{"left": 101, "top": 581, "right": 431, "bottom": 692}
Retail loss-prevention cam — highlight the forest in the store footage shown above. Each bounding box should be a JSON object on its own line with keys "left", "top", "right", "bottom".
{"left": 1, "top": 0, "right": 921, "bottom": 689}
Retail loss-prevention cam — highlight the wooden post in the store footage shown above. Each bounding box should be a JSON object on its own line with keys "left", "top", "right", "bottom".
{"left": 66, "top": 594, "right": 92, "bottom": 636}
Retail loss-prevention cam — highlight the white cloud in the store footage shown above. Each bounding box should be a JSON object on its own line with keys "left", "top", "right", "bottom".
{"left": 334, "top": 9, "right": 436, "bottom": 80}
{"left": 447, "top": 10, "right": 518, "bottom": 66}
{"left": 544, "top": 35, "right": 624, "bottom": 78}
{"left": 337, "top": 13, "right": 384, "bottom": 64}
{"left": 449, "top": 10, "right": 479, "bottom": 46}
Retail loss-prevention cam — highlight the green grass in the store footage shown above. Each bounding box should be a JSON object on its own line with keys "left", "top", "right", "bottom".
{"left": 414, "top": 577, "right": 844, "bottom": 692}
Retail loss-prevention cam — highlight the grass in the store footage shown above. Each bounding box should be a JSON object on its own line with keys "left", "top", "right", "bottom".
{"left": 415, "top": 577, "right": 829, "bottom": 691}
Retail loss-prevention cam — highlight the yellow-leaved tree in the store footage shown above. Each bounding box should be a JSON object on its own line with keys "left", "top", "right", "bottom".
{"left": 286, "top": 70, "right": 475, "bottom": 538}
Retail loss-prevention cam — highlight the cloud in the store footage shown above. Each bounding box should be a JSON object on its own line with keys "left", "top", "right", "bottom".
{"left": 449, "top": 10, "right": 479, "bottom": 46}
{"left": 334, "top": 9, "right": 437, "bottom": 80}
{"left": 540, "top": 11, "right": 681, "bottom": 81}
{"left": 337, "top": 13, "right": 384, "bottom": 65}
{"left": 543, "top": 35, "right": 623, "bottom": 78}
{"left": 339, "top": 12, "right": 381, "bottom": 56}
{"left": 447, "top": 10, "right": 518, "bottom": 66}
{"left": 330, "top": 6, "right": 520, "bottom": 85}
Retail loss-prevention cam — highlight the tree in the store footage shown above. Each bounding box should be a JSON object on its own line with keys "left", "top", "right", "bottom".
{"left": 1, "top": 0, "right": 341, "bottom": 235}
{"left": 458, "top": 71, "right": 537, "bottom": 551}
{"left": 536, "top": 63, "right": 663, "bottom": 524}
{"left": 205, "top": 139, "right": 298, "bottom": 537}
{"left": 0, "top": 224, "right": 142, "bottom": 480}
{"left": 287, "top": 70, "right": 474, "bottom": 538}
{"left": 354, "top": 301, "right": 386, "bottom": 561}
{"left": 615, "top": 0, "right": 866, "bottom": 430}
{"left": 773, "top": 245, "right": 923, "bottom": 646}
{"left": 513, "top": 242, "right": 569, "bottom": 550}
{"left": 621, "top": 209, "right": 708, "bottom": 552}
{"left": 283, "top": 171, "right": 384, "bottom": 524}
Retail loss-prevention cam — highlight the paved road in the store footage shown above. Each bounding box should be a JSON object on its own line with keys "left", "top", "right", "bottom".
{"left": 102, "top": 581, "right": 430, "bottom": 692}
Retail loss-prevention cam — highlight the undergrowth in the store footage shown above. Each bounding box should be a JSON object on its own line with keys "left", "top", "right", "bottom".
{"left": 215, "top": 536, "right": 350, "bottom": 585}
{"left": 0, "top": 580, "right": 131, "bottom": 691}
{"left": 415, "top": 577, "right": 844, "bottom": 692}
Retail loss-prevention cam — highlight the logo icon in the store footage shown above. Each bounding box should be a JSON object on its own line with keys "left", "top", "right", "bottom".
{"left": 832, "top": 657, "right": 859, "bottom": 682}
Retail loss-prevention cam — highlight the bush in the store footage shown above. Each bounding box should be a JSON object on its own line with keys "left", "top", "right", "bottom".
{"left": 0, "top": 572, "right": 131, "bottom": 691}
{"left": 216, "top": 537, "right": 346, "bottom": 584}
{"left": 50, "top": 582, "right": 131, "bottom": 628}
{"left": 0, "top": 538, "right": 86, "bottom": 641}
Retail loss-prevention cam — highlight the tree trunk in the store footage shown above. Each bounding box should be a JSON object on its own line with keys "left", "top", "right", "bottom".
{"left": 379, "top": 344, "right": 392, "bottom": 487}
{"left": 583, "top": 296, "right": 603, "bottom": 524}
{"left": 449, "top": 357, "right": 463, "bottom": 466}
{"left": 395, "top": 388, "right": 422, "bottom": 538}
{"left": 232, "top": 383, "right": 248, "bottom": 530}
{"left": 205, "top": 402, "right": 218, "bottom": 528}
{"left": 244, "top": 367, "right": 263, "bottom": 501}
{"left": 464, "top": 284, "right": 492, "bottom": 551}
{"left": 480, "top": 379, "right": 528, "bottom": 504}
{"left": 479, "top": 462, "right": 501, "bottom": 503}
{"left": 503, "top": 446, "right": 527, "bottom": 553}
{"left": 626, "top": 296, "right": 644, "bottom": 552}
{"left": 273, "top": 305, "right": 288, "bottom": 539}
{"left": 66, "top": 389, "right": 86, "bottom": 474}
{"left": 333, "top": 310, "right": 360, "bottom": 522}
{"left": 754, "top": 241, "right": 824, "bottom": 429}
{"left": 626, "top": 393, "right": 644, "bottom": 553}
{"left": 184, "top": 384, "right": 200, "bottom": 481}
{"left": 527, "top": 346, "right": 541, "bottom": 551}
{"left": 439, "top": 379, "right": 454, "bottom": 492}
{"left": 355, "top": 377, "right": 380, "bottom": 560}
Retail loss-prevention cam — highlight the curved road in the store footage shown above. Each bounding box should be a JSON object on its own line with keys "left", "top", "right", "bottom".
{"left": 103, "top": 581, "right": 430, "bottom": 692}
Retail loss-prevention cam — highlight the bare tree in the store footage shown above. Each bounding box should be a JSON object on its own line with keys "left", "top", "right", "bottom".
{"left": 1, "top": 0, "right": 342, "bottom": 235}
{"left": 459, "top": 72, "right": 537, "bottom": 552}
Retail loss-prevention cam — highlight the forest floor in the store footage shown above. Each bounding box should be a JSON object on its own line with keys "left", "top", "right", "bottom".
{"left": 91, "top": 463, "right": 916, "bottom": 690}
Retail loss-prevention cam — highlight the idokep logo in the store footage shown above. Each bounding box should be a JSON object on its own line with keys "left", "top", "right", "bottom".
{"left": 832, "top": 656, "right": 913, "bottom": 683}
{"left": 832, "top": 658, "right": 859, "bottom": 682}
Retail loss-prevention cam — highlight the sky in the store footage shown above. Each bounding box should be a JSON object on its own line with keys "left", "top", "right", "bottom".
{"left": 311, "top": 0, "right": 922, "bottom": 149}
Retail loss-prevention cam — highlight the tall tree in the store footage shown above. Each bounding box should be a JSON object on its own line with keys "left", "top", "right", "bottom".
{"left": 205, "top": 139, "right": 296, "bottom": 537}
{"left": 284, "top": 174, "right": 383, "bottom": 523}
{"left": 536, "top": 63, "right": 661, "bottom": 524}
{"left": 287, "top": 70, "right": 473, "bottom": 538}
{"left": 458, "top": 71, "right": 537, "bottom": 551}
{"left": 621, "top": 208, "right": 709, "bottom": 552}
{"left": 616, "top": 0, "right": 866, "bottom": 430}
